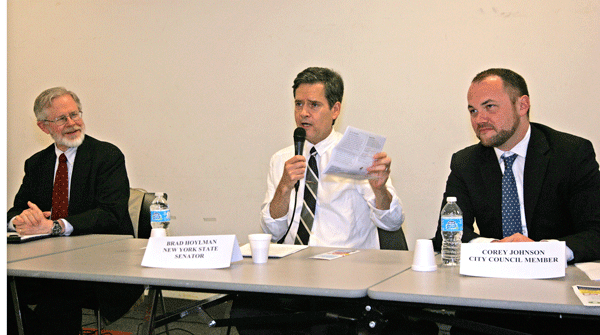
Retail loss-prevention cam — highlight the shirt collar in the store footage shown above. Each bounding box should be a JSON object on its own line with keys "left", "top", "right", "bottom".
{"left": 306, "top": 128, "right": 339, "bottom": 156}
{"left": 54, "top": 145, "right": 78, "bottom": 163}
{"left": 494, "top": 125, "right": 531, "bottom": 162}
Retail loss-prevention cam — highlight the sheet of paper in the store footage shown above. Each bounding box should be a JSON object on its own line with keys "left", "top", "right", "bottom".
{"left": 311, "top": 249, "right": 360, "bottom": 260}
{"left": 572, "top": 285, "right": 600, "bottom": 306}
{"left": 575, "top": 261, "right": 600, "bottom": 281}
{"left": 324, "top": 126, "right": 386, "bottom": 179}
{"left": 240, "top": 243, "right": 308, "bottom": 258}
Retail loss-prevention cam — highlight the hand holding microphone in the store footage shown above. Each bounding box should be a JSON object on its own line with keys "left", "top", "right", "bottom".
{"left": 279, "top": 127, "right": 307, "bottom": 193}
{"left": 275, "top": 127, "right": 306, "bottom": 243}
{"left": 293, "top": 127, "right": 306, "bottom": 191}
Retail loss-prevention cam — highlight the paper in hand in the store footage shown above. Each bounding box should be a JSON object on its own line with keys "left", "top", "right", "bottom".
{"left": 324, "top": 126, "right": 386, "bottom": 179}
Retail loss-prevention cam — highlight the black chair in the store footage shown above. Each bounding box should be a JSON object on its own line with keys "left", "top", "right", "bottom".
{"left": 378, "top": 227, "right": 409, "bottom": 250}
{"left": 128, "top": 188, "right": 165, "bottom": 238}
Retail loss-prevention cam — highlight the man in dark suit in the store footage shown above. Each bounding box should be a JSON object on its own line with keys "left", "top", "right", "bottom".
{"left": 433, "top": 68, "right": 600, "bottom": 264}
{"left": 7, "top": 87, "right": 143, "bottom": 335}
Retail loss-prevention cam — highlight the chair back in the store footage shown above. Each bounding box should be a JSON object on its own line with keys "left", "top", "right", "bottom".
{"left": 128, "top": 188, "right": 168, "bottom": 238}
{"left": 378, "top": 227, "right": 408, "bottom": 250}
{"left": 128, "top": 188, "right": 146, "bottom": 237}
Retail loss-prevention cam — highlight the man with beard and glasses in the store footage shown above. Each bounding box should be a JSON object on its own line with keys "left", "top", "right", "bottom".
{"left": 433, "top": 68, "right": 600, "bottom": 264}
{"left": 7, "top": 87, "right": 143, "bottom": 335}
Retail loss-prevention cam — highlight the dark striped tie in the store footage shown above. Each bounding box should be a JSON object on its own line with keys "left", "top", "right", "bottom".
{"left": 501, "top": 153, "right": 522, "bottom": 237}
{"left": 296, "top": 147, "right": 318, "bottom": 245}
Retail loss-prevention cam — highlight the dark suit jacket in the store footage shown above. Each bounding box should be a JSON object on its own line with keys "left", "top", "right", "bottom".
{"left": 8, "top": 135, "right": 133, "bottom": 236}
{"left": 7, "top": 135, "right": 141, "bottom": 321}
{"left": 433, "top": 123, "right": 600, "bottom": 263}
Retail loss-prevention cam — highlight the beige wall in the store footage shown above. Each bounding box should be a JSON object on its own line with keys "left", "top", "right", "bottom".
{"left": 7, "top": 1, "right": 600, "bottom": 248}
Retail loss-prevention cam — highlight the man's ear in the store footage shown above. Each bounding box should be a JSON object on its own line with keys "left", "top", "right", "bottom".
{"left": 518, "top": 95, "right": 530, "bottom": 117}
{"left": 37, "top": 121, "right": 51, "bottom": 134}
{"left": 331, "top": 101, "right": 341, "bottom": 121}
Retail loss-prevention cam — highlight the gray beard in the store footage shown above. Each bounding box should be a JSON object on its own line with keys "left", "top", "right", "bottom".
{"left": 52, "top": 128, "right": 86, "bottom": 148}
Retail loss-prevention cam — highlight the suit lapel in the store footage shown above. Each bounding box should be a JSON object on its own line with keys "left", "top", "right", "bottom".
{"left": 70, "top": 136, "right": 92, "bottom": 212}
{"left": 477, "top": 145, "right": 504, "bottom": 237}
{"left": 523, "top": 125, "right": 550, "bottom": 232}
{"left": 41, "top": 146, "right": 58, "bottom": 211}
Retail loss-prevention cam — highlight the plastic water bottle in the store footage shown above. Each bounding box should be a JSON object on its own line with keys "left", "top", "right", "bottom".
{"left": 150, "top": 192, "right": 170, "bottom": 235}
{"left": 441, "top": 196, "right": 463, "bottom": 266}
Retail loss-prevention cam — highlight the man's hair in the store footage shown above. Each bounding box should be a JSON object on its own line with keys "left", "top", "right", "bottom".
{"left": 34, "top": 87, "right": 82, "bottom": 121}
{"left": 293, "top": 67, "right": 344, "bottom": 109}
{"left": 472, "top": 68, "right": 529, "bottom": 104}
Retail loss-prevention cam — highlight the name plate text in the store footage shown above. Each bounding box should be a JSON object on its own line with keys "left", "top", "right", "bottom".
{"left": 141, "top": 235, "right": 242, "bottom": 269}
{"left": 460, "top": 241, "right": 565, "bottom": 279}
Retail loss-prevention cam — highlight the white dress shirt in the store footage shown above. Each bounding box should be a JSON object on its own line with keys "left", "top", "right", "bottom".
{"left": 260, "top": 130, "right": 405, "bottom": 249}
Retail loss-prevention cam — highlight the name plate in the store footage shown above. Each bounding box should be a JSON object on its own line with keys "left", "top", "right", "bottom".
{"left": 141, "top": 235, "right": 243, "bottom": 269}
{"left": 460, "top": 242, "right": 565, "bottom": 279}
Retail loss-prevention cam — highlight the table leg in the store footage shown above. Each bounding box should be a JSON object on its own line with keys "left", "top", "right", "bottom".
{"left": 140, "top": 287, "right": 160, "bottom": 335}
{"left": 9, "top": 276, "right": 25, "bottom": 335}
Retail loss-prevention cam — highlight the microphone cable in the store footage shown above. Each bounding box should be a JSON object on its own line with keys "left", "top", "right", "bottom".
{"left": 277, "top": 188, "right": 299, "bottom": 244}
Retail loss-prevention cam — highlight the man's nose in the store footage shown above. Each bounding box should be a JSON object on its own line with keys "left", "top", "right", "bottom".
{"left": 474, "top": 111, "right": 489, "bottom": 124}
{"left": 300, "top": 105, "right": 310, "bottom": 117}
{"left": 64, "top": 116, "right": 76, "bottom": 126}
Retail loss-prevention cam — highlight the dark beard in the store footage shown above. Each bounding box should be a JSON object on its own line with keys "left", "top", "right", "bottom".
{"left": 479, "top": 127, "right": 516, "bottom": 148}
{"left": 478, "top": 109, "right": 520, "bottom": 148}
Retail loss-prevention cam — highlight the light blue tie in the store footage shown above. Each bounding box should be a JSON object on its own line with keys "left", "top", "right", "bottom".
{"left": 501, "top": 154, "right": 522, "bottom": 237}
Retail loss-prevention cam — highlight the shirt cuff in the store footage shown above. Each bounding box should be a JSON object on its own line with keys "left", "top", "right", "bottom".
{"left": 7, "top": 218, "right": 16, "bottom": 231}
{"left": 260, "top": 203, "right": 290, "bottom": 242}
{"left": 61, "top": 219, "right": 74, "bottom": 236}
{"left": 542, "top": 239, "right": 574, "bottom": 262}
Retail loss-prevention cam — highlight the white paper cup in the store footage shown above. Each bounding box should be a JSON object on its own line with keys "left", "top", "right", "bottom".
{"left": 412, "top": 239, "right": 437, "bottom": 271}
{"left": 150, "top": 228, "right": 167, "bottom": 238}
{"left": 248, "top": 233, "right": 272, "bottom": 264}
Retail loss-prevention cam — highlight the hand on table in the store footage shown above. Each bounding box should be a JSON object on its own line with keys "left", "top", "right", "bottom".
{"left": 492, "top": 233, "right": 534, "bottom": 243}
{"left": 13, "top": 201, "right": 53, "bottom": 235}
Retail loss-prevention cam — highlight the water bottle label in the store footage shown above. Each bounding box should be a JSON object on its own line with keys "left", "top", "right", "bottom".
{"left": 151, "top": 209, "right": 170, "bottom": 223}
{"left": 441, "top": 217, "right": 463, "bottom": 232}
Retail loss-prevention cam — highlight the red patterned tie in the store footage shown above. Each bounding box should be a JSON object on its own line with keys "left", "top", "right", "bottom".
{"left": 51, "top": 153, "right": 69, "bottom": 220}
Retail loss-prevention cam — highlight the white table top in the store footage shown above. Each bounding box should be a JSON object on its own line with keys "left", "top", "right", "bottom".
{"left": 7, "top": 238, "right": 413, "bottom": 299}
{"left": 6, "top": 234, "right": 132, "bottom": 263}
{"left": 368, "top": 261, "right": 600, "bottom": 316}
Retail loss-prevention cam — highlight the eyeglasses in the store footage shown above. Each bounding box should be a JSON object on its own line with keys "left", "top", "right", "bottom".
{"left": 43, "top": 111, "right": 83, "bottom": 126}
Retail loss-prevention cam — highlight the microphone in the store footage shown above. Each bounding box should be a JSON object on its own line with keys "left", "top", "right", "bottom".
{"left": 294, "top": 127, "right": 306, "bottom": 156}
{"left": 293, "top": 127, "right": 306, "bottom": 191}
{"left": 277, "top": 127, "right": 306, "bottom": 244}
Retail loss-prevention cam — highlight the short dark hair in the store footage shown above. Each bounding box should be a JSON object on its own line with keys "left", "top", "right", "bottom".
{"left": 293, "top": 67, "right": 344, "bottom": 109}
{"left": 472, "top": 68, "right": 529, "bottom": 104}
